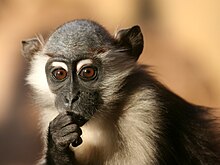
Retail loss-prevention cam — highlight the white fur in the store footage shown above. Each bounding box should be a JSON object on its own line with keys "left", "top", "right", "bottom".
{"left": 26, "top": 53, "right": 55, "bottom": 108}
{"left": 76, "top": 59, "right": 93, "bottom": 72}
{"left": 69, "top": 114, "right": 119, "bottom": 164}
{"left": 52, "top": 61, "right": 68, "bottom": 71}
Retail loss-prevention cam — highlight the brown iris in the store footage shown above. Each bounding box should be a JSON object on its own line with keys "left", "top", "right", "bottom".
{"left": 79, "top": 66, "right": 97, "bottom": 80}
{"left": 52, "top": 68, "right": 68, "bottom": 80}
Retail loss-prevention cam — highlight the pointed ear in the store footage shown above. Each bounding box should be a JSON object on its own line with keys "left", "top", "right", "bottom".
{"left": 21, "top": 34, "right": 44, "bottom": 61}
{"left": 115, "top": 25, "right": 143, "bottom": 61}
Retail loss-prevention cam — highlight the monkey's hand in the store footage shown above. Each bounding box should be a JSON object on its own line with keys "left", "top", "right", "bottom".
{"left": 46, "top": 112, "right": 82, "bottom": 165}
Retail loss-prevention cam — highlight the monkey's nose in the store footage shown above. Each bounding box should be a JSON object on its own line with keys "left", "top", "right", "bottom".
{"left": 64, "top": 94, "right": 79, "bottom": 109}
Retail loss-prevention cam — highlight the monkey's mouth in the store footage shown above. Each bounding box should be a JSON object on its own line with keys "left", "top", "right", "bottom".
{"left": 56, "top": 90, "right": 99, "bottom": 126}
{"left": 62, "top": 92, "right": 88, "bottom": 126}
{"left": 66, "top": 111, "right": 88, "bottom": 127}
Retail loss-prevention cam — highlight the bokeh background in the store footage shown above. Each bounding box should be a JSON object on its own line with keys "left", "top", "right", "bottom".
{"left": 0, "top": 0, "right": 219, "bottom": 164}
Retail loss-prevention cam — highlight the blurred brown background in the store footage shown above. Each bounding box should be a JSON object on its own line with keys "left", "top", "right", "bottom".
{"left": 0, "top": 0, "right": 219, "bottom": 164}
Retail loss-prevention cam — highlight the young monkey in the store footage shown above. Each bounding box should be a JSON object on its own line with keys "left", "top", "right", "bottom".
{"left": 22, "top": 19, "right": 220, "bottom": 165}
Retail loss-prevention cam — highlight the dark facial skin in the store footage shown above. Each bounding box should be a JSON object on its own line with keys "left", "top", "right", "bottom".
{"left": 45, "top": 55, "right": 102, "bottom": 123}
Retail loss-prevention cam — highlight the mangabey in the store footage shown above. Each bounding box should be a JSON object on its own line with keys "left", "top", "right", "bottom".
{"left": 22, "top": 19, "right": 220, "bottom": 165}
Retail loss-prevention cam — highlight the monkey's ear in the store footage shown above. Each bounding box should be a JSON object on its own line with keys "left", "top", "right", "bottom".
{"left": 115, "top": 25, "right": 143, "bottom": 61}
{"left": 21, "top": 34, "right": 44, "bottom": 61}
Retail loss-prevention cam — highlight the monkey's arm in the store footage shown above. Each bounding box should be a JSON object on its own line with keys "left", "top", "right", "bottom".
{"left": 45, "top": 113, "right": 82, "bottom": 165}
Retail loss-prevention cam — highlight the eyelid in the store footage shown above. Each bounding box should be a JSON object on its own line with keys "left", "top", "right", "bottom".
{"left": 76, "top": 59, "right": 93, "bottom": 72}
{"left": 51, "top": 61, "right": 68, "bottom": 71}
{"left": 51, "top": 66, "right": 67, "bottom": 72}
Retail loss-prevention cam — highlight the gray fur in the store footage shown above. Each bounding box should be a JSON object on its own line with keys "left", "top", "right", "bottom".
{"left": 43, "top": 20, "right": 115, "bottom": 58}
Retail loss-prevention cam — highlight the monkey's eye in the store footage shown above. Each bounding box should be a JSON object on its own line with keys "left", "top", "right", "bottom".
{"left": 52, "top": 68, "right": 68, "bottom": 81}
{"left": 78, "top": 66, "right": 97, "bottom": 81}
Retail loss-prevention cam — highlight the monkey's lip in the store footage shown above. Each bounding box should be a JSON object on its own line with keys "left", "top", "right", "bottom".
{"left": 66, "top": 111, "right": 88, "bottom": 126}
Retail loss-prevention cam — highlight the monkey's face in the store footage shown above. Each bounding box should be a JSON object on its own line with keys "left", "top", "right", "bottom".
{"left": 24, "top": 20, "right": 143, "bottom": 124}
{"left": 45, "top": 56, "right": 103, "bottom": 122}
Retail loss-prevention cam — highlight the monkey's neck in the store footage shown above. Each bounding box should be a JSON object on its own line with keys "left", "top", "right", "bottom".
{"left": 70, "top": 89, "right": 159, "bottom": 165}
{"left": 71, "top": 116, "right": 120, "bottom": 165}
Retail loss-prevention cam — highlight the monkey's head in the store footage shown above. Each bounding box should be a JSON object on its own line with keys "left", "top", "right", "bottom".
{"left": 23, "top": 20, "right": 143, "bottom": 124}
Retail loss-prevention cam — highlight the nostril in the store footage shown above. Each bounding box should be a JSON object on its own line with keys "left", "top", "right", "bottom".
{"left": 71, "top": 91, "right": 80, "bottom": 103}
{"left": 64, "top": 96, "right": 69, "bottom": 104}
{"left": 72, "top": 96, "right": 79, "bottom": 103}
{"left": 64, "top": 96, "right": 70, "bottom": 108}
{"left": 64, "top": 93, "right": 79, "bottom": 106}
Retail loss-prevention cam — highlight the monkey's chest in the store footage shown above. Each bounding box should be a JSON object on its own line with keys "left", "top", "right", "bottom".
{"left": 70, "top": 124, "right": 114, "bottom": 165}
{"left": 70, "top": 143, "right": 103, "bottom": 165}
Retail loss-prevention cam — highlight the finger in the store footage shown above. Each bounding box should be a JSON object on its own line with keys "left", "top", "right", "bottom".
{"left": 50, "top": 113, "right": 73, "bottom": 130}
{"left": 66, "top": 111, "right": 87, "bottom": 126}
{"left": 59, "top": 125, "right": 82, "bottom": 137}
{"left": 55, "top": 132, "right": 80, "bottom": 149}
